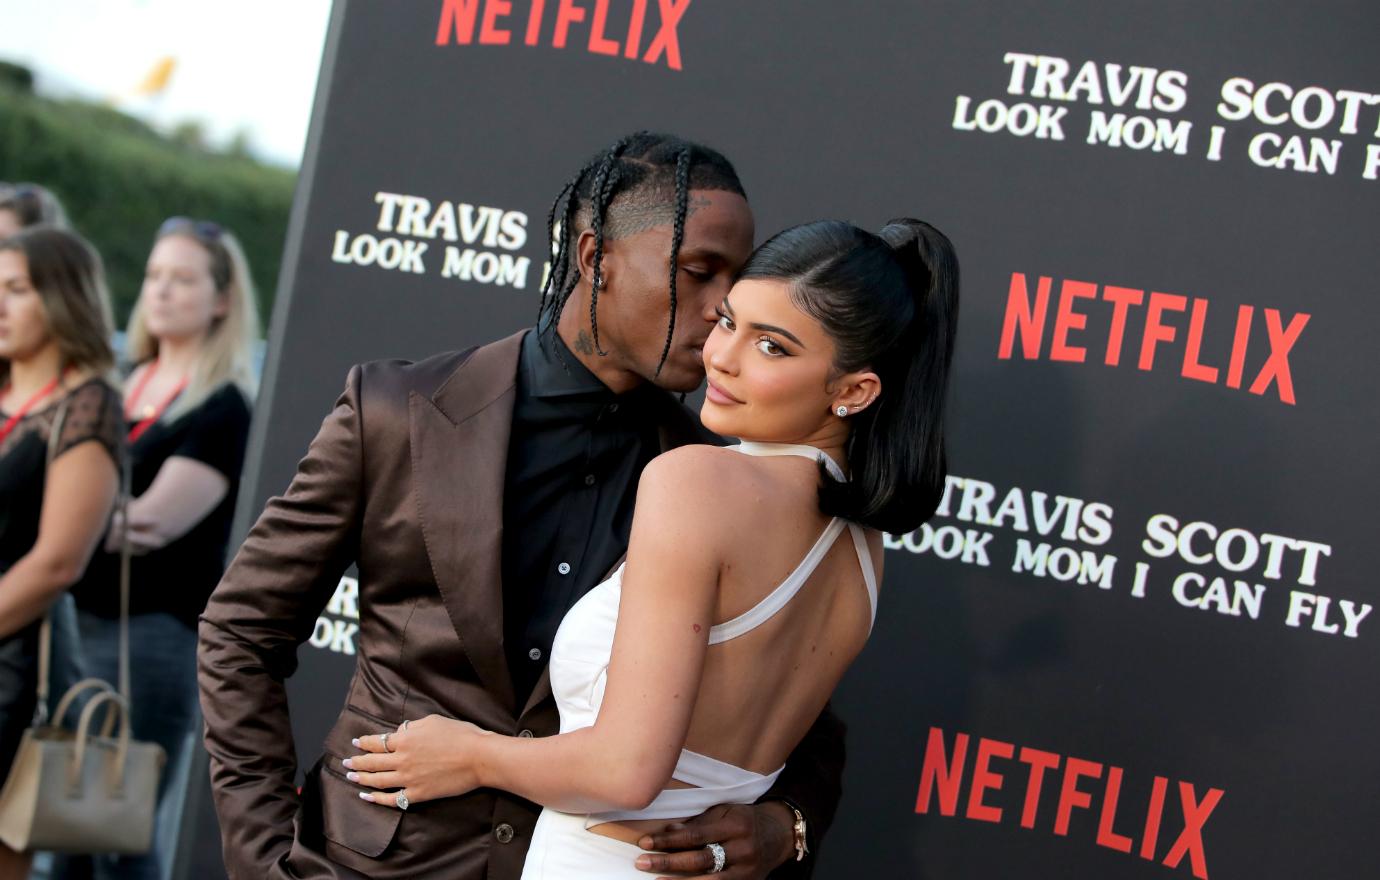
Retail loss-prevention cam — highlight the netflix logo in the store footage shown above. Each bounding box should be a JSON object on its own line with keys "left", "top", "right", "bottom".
{"left": 997, "top": 273, "right": 1311, "bottom": 405}
{"left": 917, "top": 727, "right": 1225, "bottom": 879}
{"left": 435, "top": 0, "right": 692, "bottom": 71}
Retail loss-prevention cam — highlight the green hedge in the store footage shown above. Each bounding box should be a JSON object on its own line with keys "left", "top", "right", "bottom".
{"left": 0, "top": 79, "right": 295, "bottom": 329}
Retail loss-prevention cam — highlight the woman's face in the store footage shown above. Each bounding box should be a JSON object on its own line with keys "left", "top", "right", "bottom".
{"left": 701, "top": 278, "right": 872, "bottom": 444}
{"left": 0, "top": 210, "right": 21, "bottom": 240}
{"left": 0, "top": 250, "right": 54, "bottom": 363}
{"left": 139, "top": 235, "right": 226, "bottom": 344}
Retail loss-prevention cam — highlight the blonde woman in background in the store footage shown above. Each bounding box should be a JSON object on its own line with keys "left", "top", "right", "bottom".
{"left": 0, "top": 227, "right": 122, "bottom": 880}
{"left": 64, "top": 218, "right": 258, "bottom": 880}
{"left": 0, "top": 184, "right": 70, "bottom": 238}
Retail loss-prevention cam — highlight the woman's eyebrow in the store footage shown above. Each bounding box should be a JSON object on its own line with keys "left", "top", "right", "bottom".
{"left": 721, "top": 298, "right": 806, "bottom": 348}
{"left": 751, "top": 322, "right": 805, "bottom": 348}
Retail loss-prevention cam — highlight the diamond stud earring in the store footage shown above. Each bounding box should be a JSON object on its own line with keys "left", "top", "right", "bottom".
{"left": 836, "top": 405, "right": 848, "bottom": 417}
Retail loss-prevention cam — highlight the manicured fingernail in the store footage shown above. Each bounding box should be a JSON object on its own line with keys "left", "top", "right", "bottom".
{"left": 346, "top": 772, "right": 359, "bottom": 782}
{"left": 342, "top": 758, "right": 354, "bottom": 769}
{"left": 634, "top": 855, "right": 651, "bottom": 870}
{"left": 351, "top": 738, "right": 361, "bottom": 747}
{"left": 638, "top": 836, "right": 653, "bottom": 849}
{"left": 359, "top": 792, "right": 374, "bottom": 802}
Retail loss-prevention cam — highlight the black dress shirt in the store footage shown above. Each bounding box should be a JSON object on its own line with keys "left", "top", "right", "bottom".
{"left": 500, "top": 330, "right": 664, "bottom": 703}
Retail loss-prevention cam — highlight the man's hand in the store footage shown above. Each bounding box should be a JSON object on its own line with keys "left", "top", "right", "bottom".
{"left": 634, "top": 802, "right": 795, "bottom": 879}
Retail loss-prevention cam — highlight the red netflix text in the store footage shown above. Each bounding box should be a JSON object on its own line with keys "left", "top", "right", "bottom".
{"left": 998, "top": 273, "right": 1310, "bottom": 405}
{"left": 435, "top": 0, "right": 692, "bottom": 71}
{"left": 916, "top": 727, "right": 1225, "bottom": 879}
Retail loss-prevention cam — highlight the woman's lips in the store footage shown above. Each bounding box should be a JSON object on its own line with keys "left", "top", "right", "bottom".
{"left": 705, "top": 380, "right": 743, "bottom": 405}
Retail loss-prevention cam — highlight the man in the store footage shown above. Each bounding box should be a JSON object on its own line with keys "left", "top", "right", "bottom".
{"left": 198, "top": 132, "right": 844, "bottom": 879}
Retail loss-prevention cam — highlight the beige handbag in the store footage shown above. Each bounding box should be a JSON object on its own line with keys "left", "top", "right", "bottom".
{"left": 0, "top": 397, "right": 166, "bottom": 853}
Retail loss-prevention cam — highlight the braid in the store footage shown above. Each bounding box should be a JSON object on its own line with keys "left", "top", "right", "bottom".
{"left": 539, "top": 156, "right": 594, "bottom": 342}
{"left": 537, "top": 176, "right": 575, "bottom": 332}
{"left": 588, "top": 135, "right": 636, "bottom": 356}
{"left": 658, "top": 147, "right": 692, "bottom": 375}
{"left": 546, "top": 183, "right": 586, "bottom": 364}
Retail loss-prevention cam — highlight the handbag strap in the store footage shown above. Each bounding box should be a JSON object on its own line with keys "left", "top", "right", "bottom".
{"left": 117, "top": 450, "right": 131, "bottom": 701}
{"left": 34, "top": 396, "right": 72, "bottom": 725}
{"left": 34, "top": 387, "right": 133, "bottom": 726}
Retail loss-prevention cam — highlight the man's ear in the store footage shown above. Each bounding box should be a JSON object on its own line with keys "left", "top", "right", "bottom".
{"left": 575, "top": 228, "right": 615, "bottom": 291}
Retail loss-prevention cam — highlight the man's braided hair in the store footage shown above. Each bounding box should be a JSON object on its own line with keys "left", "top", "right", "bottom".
{"left": 536, "top": 132, "right": 746, "bottom": 374}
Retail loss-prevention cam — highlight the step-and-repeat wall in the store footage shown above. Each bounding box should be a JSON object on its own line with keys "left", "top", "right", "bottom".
{"left": 179, "top": 2, "right": 1378, "bottom": 878}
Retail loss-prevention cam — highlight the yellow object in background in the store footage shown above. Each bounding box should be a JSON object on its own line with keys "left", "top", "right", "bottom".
{"left": 131, "top": 57, "right": 176, "bottom": 97}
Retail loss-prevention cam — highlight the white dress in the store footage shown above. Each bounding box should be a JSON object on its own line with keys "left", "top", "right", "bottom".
{"left": 519, "top": 442, "right": 879, "bottom": 879}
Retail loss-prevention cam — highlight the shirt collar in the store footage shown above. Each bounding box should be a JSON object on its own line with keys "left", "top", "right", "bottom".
{"left": 521, "top": 328, "right": 615, "bottom": 400}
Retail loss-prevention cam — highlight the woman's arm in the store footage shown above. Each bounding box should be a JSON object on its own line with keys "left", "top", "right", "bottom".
{"left": 104, "top": 456, "right": 229, "bottom": 554}
{"left": 349, "top": 446, "right": 731, "bottom": 812}
{"left": 0, "top": 441, "right": 119, "bottom": 637}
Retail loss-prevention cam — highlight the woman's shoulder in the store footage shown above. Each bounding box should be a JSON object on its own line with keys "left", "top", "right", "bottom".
{"left": 645, "top": 444, "right": 757, "bottom": 483}
{"left": 640, "top": 445, "right": 800, "bottom": 515}
{"left": 201, "top": 381, "right": 253, "bottom": 413}
{"left": 52, "top": 374, "right": 122, "bottom": 460}
{"left": 62, "top": 373, "right": 121, "bottom": 411}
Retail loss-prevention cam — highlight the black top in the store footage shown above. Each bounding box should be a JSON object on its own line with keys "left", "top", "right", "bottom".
{"left": 0, "top": 379, "right": 122, "bottom": 575}
{"left": 72, "top": 383, "right": 252, "bottom": 627}
{"left": 500, "top": 331, "right": 666, "bottom": 702}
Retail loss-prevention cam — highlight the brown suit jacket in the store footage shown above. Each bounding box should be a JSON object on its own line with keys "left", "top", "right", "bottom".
{"left": 198, "top": 331, "right": 845, "bottom": 879}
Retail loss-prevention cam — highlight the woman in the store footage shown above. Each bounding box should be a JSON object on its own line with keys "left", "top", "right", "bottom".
{"left": 346, "top": 217, "right": 959, "bottom": 876}
{"left": 0, "top": 227, "right": 122, "bottom": 879}
{"left": 67, "top": 217, "right": 257, "bottom": 879}
{"left": 0, "top": 184, "right": 70, "bottom": 239}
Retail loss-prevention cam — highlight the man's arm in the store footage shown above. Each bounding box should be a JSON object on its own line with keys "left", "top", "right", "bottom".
{"left": 759, "top": 702, "right": 847, "bottom": 876}
{"left": 633, "top": 705, "right": 846, "bottom": 879}
{"left": 197, "top": 366, "right": 366, "bottom": 879}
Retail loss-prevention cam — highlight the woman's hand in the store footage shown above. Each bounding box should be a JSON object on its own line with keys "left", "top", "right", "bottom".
{"left": 346, "top": 714, "right": 493, "bottom": 808}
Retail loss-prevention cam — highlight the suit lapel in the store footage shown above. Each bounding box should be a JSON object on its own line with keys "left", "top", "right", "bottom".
{"left": 410, "top": 331, "right": 526, "bottom": 714}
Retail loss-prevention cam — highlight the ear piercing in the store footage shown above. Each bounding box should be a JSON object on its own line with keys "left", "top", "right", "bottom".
{"left": 836, "top": 405, "right": 849, "bottom": 417}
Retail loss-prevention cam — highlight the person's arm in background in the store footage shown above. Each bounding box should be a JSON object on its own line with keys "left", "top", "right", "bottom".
{"left": 198, "top": 367, "right": 365, "bottom": 879}
{"left": 0, "top": 440, "right": 118, "bottom": 637}
{"left": 105, "top": 386, "right": 252, "bottom": 555}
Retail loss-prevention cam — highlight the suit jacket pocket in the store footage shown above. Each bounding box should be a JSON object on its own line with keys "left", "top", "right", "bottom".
{"left": 318, "top": 704, "right": 403, "bottom": 858}
{"left": 317, "top": 762, "right": 403, "bottom": 858}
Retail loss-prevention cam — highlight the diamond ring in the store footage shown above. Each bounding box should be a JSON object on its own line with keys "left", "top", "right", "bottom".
{"left": 396, "top": 789, "right": 410, "bottom": 811}
{"left": 705, "top": 842, "right": 726, "bottom": 873}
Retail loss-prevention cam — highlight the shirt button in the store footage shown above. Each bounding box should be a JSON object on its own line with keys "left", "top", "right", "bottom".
{"left": 528, "top": 647, "right": 543, "bottom": 661}
{"left": 584, "top": 473, "right": 596, "bottom": 486}
{"left": 494, "top": 823, "right": 515, "bottom": 844}
{"left": 557, "top": 562, "right": 571, "bottom": 575}
{"left": 518, "top": 729, "right": 534, "bottom": 738}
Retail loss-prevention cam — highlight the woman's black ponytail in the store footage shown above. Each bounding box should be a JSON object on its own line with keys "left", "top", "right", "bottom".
{"left": 739, "top": 217, "right": 960, "bottom": 533}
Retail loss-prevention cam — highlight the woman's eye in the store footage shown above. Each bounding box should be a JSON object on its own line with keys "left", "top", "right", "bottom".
{"left": 756, "top": 338, "right": 784, "bottom": 356}
{"left": 715, "top": 312, "right": 734, "bottom": 331}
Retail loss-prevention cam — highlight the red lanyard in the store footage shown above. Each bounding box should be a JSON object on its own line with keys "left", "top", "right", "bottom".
{"left": 0, "top": 373, "right": 64, "bottom": 448}
{"left": 125, "top": 361, "right": 188, "bottom": 444}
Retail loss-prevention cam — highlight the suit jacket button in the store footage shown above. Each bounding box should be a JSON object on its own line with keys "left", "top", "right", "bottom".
{"left": 518, "top": 729, "right": 534, "bottom": 738}
{"left": 495, "top": 823, "right": 515, "bottom": 844}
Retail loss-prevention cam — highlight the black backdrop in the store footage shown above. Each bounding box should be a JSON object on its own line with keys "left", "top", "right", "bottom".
{"left": 177, "top": 2, "right": 1379, "bottom": 878}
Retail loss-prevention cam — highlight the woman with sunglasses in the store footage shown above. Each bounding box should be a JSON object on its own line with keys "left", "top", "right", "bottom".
{"left": 63, "top": 217, "right": 259, "bottom": 879}
{"left": 0, "top": 184, "right": 70, "bottom": 238}
{"left": 0, "top": 227, "right": 121, "bottom": 879}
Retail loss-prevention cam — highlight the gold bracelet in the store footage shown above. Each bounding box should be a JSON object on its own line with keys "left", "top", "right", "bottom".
{"left": 789, "top": 806, "right": 809, "bottom": 862}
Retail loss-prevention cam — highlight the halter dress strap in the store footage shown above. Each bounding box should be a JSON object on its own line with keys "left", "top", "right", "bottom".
{"left": 712, "top": 442, "right": 878, "bottom": 642}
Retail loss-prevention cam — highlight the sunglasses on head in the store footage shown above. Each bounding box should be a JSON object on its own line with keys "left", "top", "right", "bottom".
{"left": 159, "top": 216, "right": 224, "bottom": 241}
